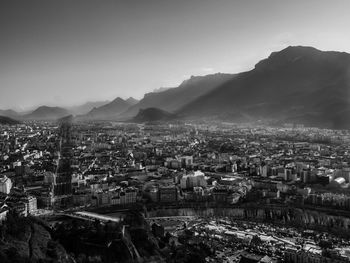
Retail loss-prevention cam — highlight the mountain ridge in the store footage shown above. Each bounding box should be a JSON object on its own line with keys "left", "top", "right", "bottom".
{"left": 23, "top": 106, "right": 70, "bottom": 120}
{"left": 120, "top": 73, "right": 235, "bottom": 118}
{"left": 68, "top": 100, "right": 110, "bottom": 115}
{"left": 80, "top": 97, "right": 133, "bottom": 120}
{"left": 178, "top": 46, "right": 350, "bottom": 129}
{"left": 0, "top": 109, "right": 20, "bottom": 119}
{"left": 2, "top": 46, "right": 350, "bottom": 128}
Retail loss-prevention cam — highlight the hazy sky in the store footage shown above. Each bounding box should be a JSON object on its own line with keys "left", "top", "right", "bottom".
{"left": 1, "top": 0, "right": 350, "bottom": 110}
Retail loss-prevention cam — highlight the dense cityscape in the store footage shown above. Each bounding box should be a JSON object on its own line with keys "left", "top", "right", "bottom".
{"left": 2, "top": 1, "right": 350, "bottom": 262}
{"left": 1, "top": 119, "right": 350, "bottom": 262}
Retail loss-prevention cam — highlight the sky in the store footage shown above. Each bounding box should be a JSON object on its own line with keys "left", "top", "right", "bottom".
{"left": 1, "top": 0, "right": 350, "bottom": 110}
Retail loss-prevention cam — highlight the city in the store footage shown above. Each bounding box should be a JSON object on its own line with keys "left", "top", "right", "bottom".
{"left": 1, "top": 119, "right": 350, "bottom": 262}
{"left": 2, "top": 0, "right": 350, "bottom": 262}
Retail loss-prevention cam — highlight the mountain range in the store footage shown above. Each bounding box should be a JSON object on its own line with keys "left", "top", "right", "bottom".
{"left": 121, "top": 73, "right": 234, "bottom": 118}
{"left": 23, "top": 106, "right": 70, "bottom": 120}
{"left": 79, "top": 97, "right": 136, "bottom": 120}
{"left": 1, "top": 46, "right": 350, "bottom": 129}
{"left": 178, "top": 46, "right": 350, "bottom": 129}
{"left": 68, "top": 100, "right": 110, "bottom": 115}
{"left": 0, "top": 109, "right": 20, "bottom": 119}
{"left": 0, "top": 98, "right": 137, "bottom": 122}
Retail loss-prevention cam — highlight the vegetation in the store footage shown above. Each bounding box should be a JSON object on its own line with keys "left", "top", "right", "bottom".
{"left": 0, "top": 210, "right": 71, "bottom": 263}
{"left": 53, "top": 219, "right": 132, "bottom": 263}
{"left": 0, "top": 115, "right": 20, "bottom": 125}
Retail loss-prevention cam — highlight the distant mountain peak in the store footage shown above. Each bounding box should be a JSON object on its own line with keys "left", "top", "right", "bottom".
{"left": 111, "top": 97, "right": 125, "bottom": 103}
{"left": 79, "top": 96, "right": 132, "bottom": 120}
{"left": 24, "top": 106, "right": 69, "bottom": 120}
{"left": 270, "top": 45, "right": 322, "bottom": 59}
{"left": 254, "top": 45, "right": 350, "bottom": 72}
{"left": 284, "top": 45, "right": 319, "bottom": 51}
{"left": 0, "top": 109, "right": 19, "bottom": 119}
{"left": 68, "top": 100, "right": 110, "bottom": 115}
{"left": 126, "top": 97, "right": 139, "bottom": 105}
{"left": 32, "top": 105, "right": 67, "bottom": 113}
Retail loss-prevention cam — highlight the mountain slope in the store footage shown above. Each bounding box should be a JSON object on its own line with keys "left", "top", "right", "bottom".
{"left": 0, "top": 115, "right": 20, "bottom": 125}
{"left": 0, "top": 212, "right": 71, "bottom": 262}
{"left": 0, "top": 109, "right": 20, "bottom": 119}
{"left": 131, "top": 108, "right": 176, "bottom": 123}
{"left": 179, "top": 46, "right": 350, "bottom": 129}
{"left": 126, "top": 97, "right": 139, "bottom": 106}
{"left": 81, "top": 97, "right": 132, "bottom": 120}
{"left": 121, "top": 73, "right": 235, "bottom": 118}
{"left": 23, "top": 106, "right": 70, "bottom": 120}
{"left": 68, "top": 100, "right": 110, "bottom": 115}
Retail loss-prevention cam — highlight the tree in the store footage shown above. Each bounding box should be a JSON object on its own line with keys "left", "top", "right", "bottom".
{"left": 250, "top": 235, "right": 262, "bottom": 247}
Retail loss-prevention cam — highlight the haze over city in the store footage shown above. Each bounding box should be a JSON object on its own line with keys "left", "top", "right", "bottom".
{"left": 2, "top": 0, "right": 350, "bottom": 110}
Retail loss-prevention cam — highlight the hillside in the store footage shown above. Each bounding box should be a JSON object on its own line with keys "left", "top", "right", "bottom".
{"left": 131, "top": 108, "right": 176, "bottom": 123}
{"left": 178, "top": 46, "right": 350, "bottom": 129}
{"left": 121, "top": 73, "right": 234, "bottom": 118}
{"left": 24, "top": 106, "right": 70, "bottom": 120}
{"left": 0, "top": 115, "right": 20, "bottom": 125}
{"left": 0, "top": 212, "right": 71, "bottom": 262}
{"left": 68, "top": 100, "right": 110, "bottom": 115}
{"left": 81, "top": 97, "right": 132, "bottom": 120}
{"left": 0, "top": 109, "right": 20, "bottom": 119}
{"left": 126, "top": 97, "right": 139, "bottom": 106}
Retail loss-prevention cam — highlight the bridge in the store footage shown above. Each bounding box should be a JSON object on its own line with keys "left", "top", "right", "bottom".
{"left": 146, "top": 215, "right": 196, "bottom": 222}
{"left": 60, "top": 211, "right": 124, "bottom": 223}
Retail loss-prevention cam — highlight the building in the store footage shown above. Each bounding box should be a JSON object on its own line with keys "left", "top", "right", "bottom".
{"left": 0, "top": 175, "right": 12, "bottom": 194}
{"left": 0, "top": 207, "right": 8, "bottom": 223}
{"left": 284, "top": 167, "right": 296, "bottom": 181}
{"left": 121, "top": 187, "right": 137, "bottom": 204}
{"left": 73, "top": 193, "right": 90, "bottom": 206}
{"left": 260, "top": 165, "right": 268, "bottom": 177}
{"left": 212, "top": 187, "right": 228, "bottom": 203}
{"left": 147, "top": 185, "right": 159, "bottom": 202}
{"left": 180, "top": 171, "right": 207, "bottom": 189}
{"left": 179, "top": 156, "right": 193, "bottom": 168}
{"left": 166, "top": 159, "right": 181, "bottom": 169}
{"left": 302, "top": 169, "right": 312, "bottom": 184}
{"left": 159, "top": 186, "right": 177, "bottom": 202}
{"left": 14, "top": 161, "right": 26, "bottom": 176}
{"left": 284, "top": 248, "right": 349, "bottom": 263}
{"left": 25, "top": 195, "right": 37, "bottom": 214}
